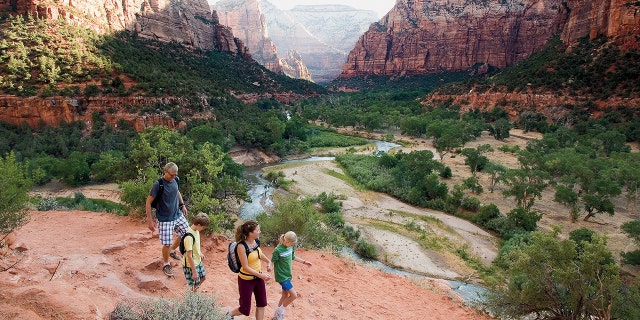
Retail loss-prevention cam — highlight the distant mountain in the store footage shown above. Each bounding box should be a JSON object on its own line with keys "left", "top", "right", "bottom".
{"left": 212, "top": 0, "right": 312, "bottom": 81}
{"left": 213, "top": 0, "right": 379, "bottom": 83}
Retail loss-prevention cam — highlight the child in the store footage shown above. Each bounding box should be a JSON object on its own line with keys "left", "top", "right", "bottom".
{"left": 271, "top": 231, "right": 312, "bottom": 320}
{"left": 181, "top": 212, "right": 210, "bottom": 292}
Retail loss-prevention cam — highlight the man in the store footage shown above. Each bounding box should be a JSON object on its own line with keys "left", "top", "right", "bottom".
{"left": 146, "top": 162, "right": 189, "bottom": 277}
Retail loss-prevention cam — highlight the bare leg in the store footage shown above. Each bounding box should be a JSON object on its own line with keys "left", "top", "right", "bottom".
{"left": 255, "top": 306, "right": 265, "bottom": 320}
{"left": 281, "top": 288, "right": 298, "bottom": 307}
{"left": 170, "top": 233, "right": 181, "bottom": 252}
{"left": 161, "top": 245, "right": 170, "bottom": 263}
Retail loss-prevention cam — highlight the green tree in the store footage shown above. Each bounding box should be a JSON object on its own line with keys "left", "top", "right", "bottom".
{"left": 502, "top": 168, "right": 549, "bottom": 209}
{"left": 485, "top": 229, "right": 627, "bottom": 320}
{"left": 489, "top": 118, "right": 512, "bottom": 140}
{"left": 461, "top": 144, "right": 493, "bottom": 175}
{"left": 621, "top": 221, "right": 640, "bottom": 265}
{"left": 483, "top": 162, "right": 507, "bottom": 193}
{"left": 0, "top": 152, "right": 32, "bottom": 254}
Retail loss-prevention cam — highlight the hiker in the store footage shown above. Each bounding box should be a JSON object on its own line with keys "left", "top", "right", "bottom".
{"left": 145, "top": 162, "right": 189, "bottom": 277}
{"left": 227, "top": 220, "right": 273, "bottom": 320}
{"left": 271, "top": 231, "right": 312, "bottom": 320}
{"left": 181, "top": 212, "right": 210, "bottom": 292}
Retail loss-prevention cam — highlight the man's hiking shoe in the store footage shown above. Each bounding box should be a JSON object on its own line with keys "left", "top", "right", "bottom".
{"left": 169, "top": 251, "right": 181, "bottom": 261}
{"left": 162, "top": 264, "right": 174, "bottom": 277}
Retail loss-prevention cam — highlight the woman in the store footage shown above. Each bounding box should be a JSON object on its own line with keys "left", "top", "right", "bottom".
{"left": 228, "top": 220, "right": 273, "bottom": 320}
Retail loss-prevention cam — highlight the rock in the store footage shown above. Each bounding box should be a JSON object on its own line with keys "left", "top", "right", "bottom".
{"left": 136, "top": 273, "right": 169, "bottom": 291}
{"left": 101, "top": 241, "right": 127, "bottom": 254}
{"left": 339, "top": 0, "right": 640, "bottom": 78}
{"left": 213, "top": 0, "right": 312, "bottom": 81}
{"left": 0, "top": 0, "right": 250, "bottom": 56}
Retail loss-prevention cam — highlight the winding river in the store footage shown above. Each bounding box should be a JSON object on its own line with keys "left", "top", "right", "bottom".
{"left": 239, "top": 139, "right": 488, "bottom": 304}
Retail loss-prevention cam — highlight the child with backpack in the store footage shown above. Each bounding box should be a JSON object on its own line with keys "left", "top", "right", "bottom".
{"left": 227, "top": 220, "right": 273, "bottom": 320}
{"left": 181, "top": 212, "right": 210, "bottom": 292}
{"left": 271, "top": 231, "right": 312, "bottom": 320}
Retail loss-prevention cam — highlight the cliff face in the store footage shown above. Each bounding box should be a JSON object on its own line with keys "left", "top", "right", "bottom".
{"left": 263, "top": 3, "right": 378, "bottom": 83}
{"left": 212, "top": 0, "right": 311, "bottom": 81}
{"left": 212, "top": 0, "right": 378, "bottom": 83}
{"left": 0, "top": 0, "right": 249, "bottom": 56}
{"left": 340, "top": 0, "right": 640, "bottom": 78}
{"left": 561, "top": 0, "right": 640, "bottom": 50}
{"left": 0, "top": 95, "right": 200, "bottom": 131}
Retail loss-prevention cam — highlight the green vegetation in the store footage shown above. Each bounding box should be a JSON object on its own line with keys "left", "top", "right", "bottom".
{"left": 109, "top": 290, "right": 229, "bottom": 320}
{"left": 0, "top": 15, "right": 324, "bottom": 98}
{"left": 35, "top": 192, "right": 128, "bottom": 216}
{"left": 256, "top": 193, "right": 375, "bottom": 258}
{"left": 0, "top": 152, "right": 33, "bottom": 255}
{"left": 483, "top": 228, "right": 640, "bottom": 319}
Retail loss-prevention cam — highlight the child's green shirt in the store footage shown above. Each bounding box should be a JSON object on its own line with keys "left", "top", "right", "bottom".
{"left": 271, "top": 244, "right": 295, "bottom": 282}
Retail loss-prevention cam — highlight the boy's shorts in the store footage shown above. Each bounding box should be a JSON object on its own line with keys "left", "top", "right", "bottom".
{"left": 279, "top": 279, "right": 293, "bottom": 291}
{"left": 183, "top": 262, "right": 206, "bottom": 287}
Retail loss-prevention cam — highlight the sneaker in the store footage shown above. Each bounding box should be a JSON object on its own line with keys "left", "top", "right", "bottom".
{"left": 162, "top": 264, "right": 174, "bottom": 276}
{"left": 169, "top": 251, "right": 181, "bottom": 260}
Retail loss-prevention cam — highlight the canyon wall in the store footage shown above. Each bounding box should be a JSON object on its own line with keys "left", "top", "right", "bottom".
{"left": 340, "top": 0, "right": 640, "bottom": 78}
{"left": 0, "top": 0, "right": 249, "bottom": 56}
{"left": 212, "top": 0, "right": 311, "bottom": 81}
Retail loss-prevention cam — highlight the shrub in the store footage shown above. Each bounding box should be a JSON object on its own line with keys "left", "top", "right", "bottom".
{"left": 461, "top": 196, "right": 481, "bottom": 212}
{"left": 37, "top": 197, "right": 59, "bottom": 211}
{"left": 354, "top": 239, "right": 377, "bottom": 259}
{"left": 109, "top": 291, "right": 229, "bottom": 320}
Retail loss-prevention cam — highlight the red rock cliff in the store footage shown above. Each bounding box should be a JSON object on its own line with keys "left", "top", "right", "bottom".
{"left": 340, "top": 0, "right": 640, "bottom": 78}
{"left": 0, "top": 95, "right": 211, "bottom": 131}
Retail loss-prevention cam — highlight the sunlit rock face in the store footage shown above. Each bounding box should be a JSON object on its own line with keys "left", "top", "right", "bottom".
{"left": 339, "top": 0, "right": 640, "bottom": 78}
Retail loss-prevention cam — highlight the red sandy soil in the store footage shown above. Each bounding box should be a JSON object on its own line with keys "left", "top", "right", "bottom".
{"left": 0, "top": 209, "right": 493, "bottom": 320}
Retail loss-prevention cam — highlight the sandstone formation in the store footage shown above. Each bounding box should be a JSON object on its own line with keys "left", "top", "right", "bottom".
{"left": 0, "top": 91, "right": 309, "bottom": 131}
{"left": 0, "top": 0, "right": 249, "bottom": 56}
{"left": 0, "top": 95, "right": 198, "bottom": 131}
{"left": 340, "top": 0, "right": 640, "bottom": 78}
{"left": 212, "top": 0, "right": 311, "bottom": 81}
{"left": 208, "top": 0, "right": 379, "bottom": 83}
{"left": 261, "top": 3, "right": 379, "bottom": 83}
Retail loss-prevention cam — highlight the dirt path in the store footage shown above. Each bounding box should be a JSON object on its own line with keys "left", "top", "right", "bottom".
{"left": 0, "top": 210, "right": 492, "bottom": 320}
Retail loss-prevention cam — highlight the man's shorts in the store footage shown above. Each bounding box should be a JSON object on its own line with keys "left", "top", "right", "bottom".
{"left": 158, "top": 214, "right": 189, "bottom": 246}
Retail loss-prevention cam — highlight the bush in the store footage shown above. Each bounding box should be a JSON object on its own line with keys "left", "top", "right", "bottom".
{"left": 256, "top": 195, "right": 340, "bottom": 249}
{"left": 475, "top": 203, "right": 501, "bottom": 225}
{"left": 354, "top": 239, "right": 377, "bottom": 259}
{"left": 109, "top": 291, "right": 229, "bottom": 320}
{"left": 461, "top": 196, "right": 481, "bottom": 212}
{"left": 37, "top": 197, "right": 60, "bottom": 211}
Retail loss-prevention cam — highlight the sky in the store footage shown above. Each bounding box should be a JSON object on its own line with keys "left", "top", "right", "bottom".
{"left": 208, "top": 0, "right": 397, "bottom": 18}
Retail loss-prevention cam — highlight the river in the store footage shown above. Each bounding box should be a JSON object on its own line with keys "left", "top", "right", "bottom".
{"left": 239, "top": 139, "right": 488, "bottom": 304}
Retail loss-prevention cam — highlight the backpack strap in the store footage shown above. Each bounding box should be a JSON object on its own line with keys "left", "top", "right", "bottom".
{"left": 238, "top": 241, "right": 260, "bottom": 279}
{"left": 183, "top": 232, "right": 195, "bottom": 258}
{"left": 156, "top": 178, "right": 164, "bottom": 201}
